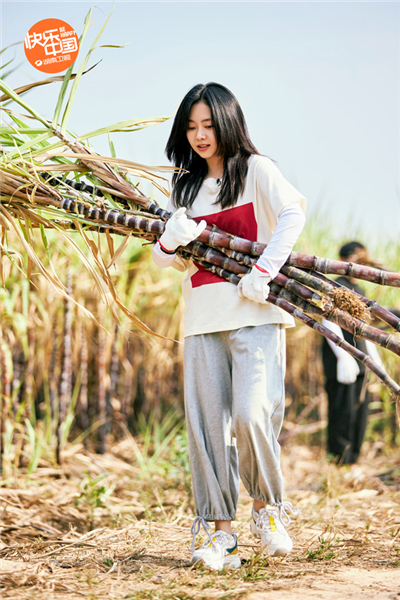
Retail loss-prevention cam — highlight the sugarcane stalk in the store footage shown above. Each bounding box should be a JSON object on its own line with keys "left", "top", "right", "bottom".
{"left": 5, "top": 138, "right": 400, "bottom": 293}
{"left": 97, "top": 303, "right": 107, "bottom": 454}
{"left": 183, "top": 254, "right": 400, "bottom": 400}
{"left": 286, "top": 264, "right": 400, "bottom": 333}
{"left": 4, "top": 171, "right": 400, "bottom": 361}
{"left": 269, "top": 281, "right": 318, "bottom": 313}
{"left": 209, "top": 242, "right": 256, "bottom": 268}
{"left": 269, "top": 292, "right": 400, "bottom": 398}
{"left": 179, "top": 250, "right": 240, "bottom": 286}
{"left": 310, "top": 271, "right": 400, "bottom": 333}
{"left": 274, "top": 272, "right": 332, "bottom": 310}
{"left": 56, "top": 262, "right": 72, "bottom": 464}
{"left": 183, "top": 238, "right": 332, "bottom": 311}
{"left": 180, "top": 244, "right": 400, "bottom": 357}
{"left": 7, "top": 186, "right": 400, "bottom": 340}
{"left": 48, "top": 132, "right": 171, "bottom": 220}
{"left": 107, "top": 322, "right": 120, "bottom": 434}
{"left": 196, "top": 223, "right": 400, "bottom": 287}
{"left": 269, "top": 282, "right": 400, "bottom": 357}
{"left": 41, "top": 172, "right": 169, "bottom": 220}
{"left": 188, "top": 244, "right": 400, "bottom": 358}
{"left": 184, "top": 239, "right": 332, "bottom": 310}
{"left": 287, "top": 252, "right": 400, "bottom": 287}
{"left": 0, "top": 318, "right": 8, "bottom": 469}
{"left": 11, "top": 348, "right": 23, "bottom": 411}
{"left": 280, "top": 265, "right": 339, "bottom": 296}
{"left": 79, "top": 320, "right": 89, "bottom": 443}
{"left": 47, "top": 197, "right": 163, "bottom": 239}
{"left": 49, "top": 323, "right": 60, "bottom": 434}
{"left": 194, "top": 257, "right": 400, "bottom": 399}
{"left": 25, "top": 299, "right": 36, "bottom": 422}
{"left": 5, "top": 171, "right": 400, "bottom": 292}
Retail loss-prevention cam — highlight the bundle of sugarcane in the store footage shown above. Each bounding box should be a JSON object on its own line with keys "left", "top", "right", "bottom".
{"left": 2, "top": 134, "right": 400, "bottom": 408}
{"left": 1, "top": 8, "right": 399, "bottom": 418}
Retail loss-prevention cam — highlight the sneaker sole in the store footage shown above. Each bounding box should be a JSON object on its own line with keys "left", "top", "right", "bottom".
{"left": 269, "top": 547, "right": 291, "bottom": 557}
{"left": 191, "top": 555, "right": 241, "bottom": 570}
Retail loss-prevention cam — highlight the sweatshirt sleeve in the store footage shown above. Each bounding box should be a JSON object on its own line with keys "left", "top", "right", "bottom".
{"left": 254, "top": 156, "right": 307, "bottom": 234}
{"left": 255, "top": 203, "right": 306, "bottom": 279}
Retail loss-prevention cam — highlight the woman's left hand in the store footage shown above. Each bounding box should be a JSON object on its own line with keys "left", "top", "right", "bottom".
{"left": 237, "top": 265, "right": 271, "bottom": 304}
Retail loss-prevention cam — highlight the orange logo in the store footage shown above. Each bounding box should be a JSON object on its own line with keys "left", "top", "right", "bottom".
{"left": 24, "top": 18, "right": 79, "bottom": 74}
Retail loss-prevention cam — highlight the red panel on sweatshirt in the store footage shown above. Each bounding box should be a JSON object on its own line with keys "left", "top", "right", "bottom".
{"left": 191, "top": 203, "right": 257, "bottom": 288}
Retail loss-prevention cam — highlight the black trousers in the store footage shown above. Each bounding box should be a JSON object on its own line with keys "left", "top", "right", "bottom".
{"left": 325, "top": 373, "right": 370, "bottom": 464}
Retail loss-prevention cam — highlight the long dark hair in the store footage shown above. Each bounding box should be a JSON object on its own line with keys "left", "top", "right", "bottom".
{"left": 165, "top": 83, "right": 260, "bottom": 209}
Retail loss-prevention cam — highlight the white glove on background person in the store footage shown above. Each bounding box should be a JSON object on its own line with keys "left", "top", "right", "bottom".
{"left": 322, "top": 319, "right": 360, "bottom": 384}
{"left": 237, "top": 265, "right": 271, "bottom": 304}
{"left": 158, "top": 207, "right": 207, "bottom": 253}
{"left": 365, "top": 340, "right": 386, "bottom": 373}
{"left": 336, "top": 354, "right": 360, "bottom": 384}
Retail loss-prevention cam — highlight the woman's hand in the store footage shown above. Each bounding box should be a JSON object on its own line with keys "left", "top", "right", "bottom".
{"left": 237, "top": 265, "right": 271, "bottom": 304}
{"left": 159, "top": 207, "right": 207, "bottom": 253}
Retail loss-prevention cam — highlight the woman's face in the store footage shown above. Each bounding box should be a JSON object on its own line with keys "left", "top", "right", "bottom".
{"left": 186, "top": 101, "right": 219, "bottom": 161}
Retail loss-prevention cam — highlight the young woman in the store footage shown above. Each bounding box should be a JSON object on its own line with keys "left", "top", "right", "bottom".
{"left": 152, "top": 83, "right": 306, "bottom": 570}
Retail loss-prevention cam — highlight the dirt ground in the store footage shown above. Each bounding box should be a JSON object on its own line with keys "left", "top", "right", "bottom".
{"left": 1, "top": 441, "right": 399, "bottom": 600}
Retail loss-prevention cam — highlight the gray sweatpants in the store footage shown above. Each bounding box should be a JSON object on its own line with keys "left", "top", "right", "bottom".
{"left": 183, "top": 324, "right": 286, "bottom": 521}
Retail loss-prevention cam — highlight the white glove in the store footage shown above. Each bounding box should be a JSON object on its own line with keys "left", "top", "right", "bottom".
{"left": 159, "top": 207, "right": 207, "bottom": 253}
{"left": 337, "top": 354, "right": 360, "bottom": 384}
{"left": 237, "top": 264, "right": 271, "bottom": 304}
{"left": 365, "top": 340, "right": 386, "bottom": 373}
{"left": 322, "top": 318, "right": 360, "bottom": 384}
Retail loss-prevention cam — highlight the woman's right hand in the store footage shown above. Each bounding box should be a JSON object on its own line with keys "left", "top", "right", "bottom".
{"left": 159, "top": 207, "right": 207, "bottom": 253}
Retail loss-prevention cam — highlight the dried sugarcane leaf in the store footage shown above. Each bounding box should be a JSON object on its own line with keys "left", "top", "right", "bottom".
{"left": 37, "top": 164, "right": 88, "bottom": 173}
{"left": 0, "top": 80, "right": 51, "bottom": 128}
{"left": 0, "top": 63, "right": 101, "bottom": 104}
{"left": 54, "top": 153, "right": 178, "bottom": 174}
{"left": 39, "top": 221, "right": 60, "bottom": 282}
{"left": 23, "top": 143, "right": 70, "bottom": 162}
{"left": 106, "top": 234, "right": 130, "bottom": 270}
{"left": 2, "top": 206, "right": 63, "bottom": 293}
{"left": 1, "top": 205, "right": 100, "bottom": 325}
{"left": 105, "top": 229, "right": 115, "bottom": 264}
{"left": 48, "top": 153, "right": 175, "bottom": 196}
{"left": 75, "top": 223, "right": 165, "bottom": 336}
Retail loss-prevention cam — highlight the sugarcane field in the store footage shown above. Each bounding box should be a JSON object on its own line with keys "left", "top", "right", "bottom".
{"left": 1, "top": 4, "right": 400, "bottom": 600}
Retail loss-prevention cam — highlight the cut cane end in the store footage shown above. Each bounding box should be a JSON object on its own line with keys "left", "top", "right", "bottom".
{"left": 332, "top": 288, "right": 371, "bottom": 321}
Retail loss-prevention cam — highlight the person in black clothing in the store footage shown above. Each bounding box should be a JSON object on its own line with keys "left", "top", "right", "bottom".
{"left": 321, "top": 242, "right": 386, "bottom": 465}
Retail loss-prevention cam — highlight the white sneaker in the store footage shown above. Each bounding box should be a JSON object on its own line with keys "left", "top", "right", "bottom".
{"left": 190, "top": 517, "right": 241, "bottom": 570}
{"left": 251, "top": 506, "right": 293, "bottom": 556}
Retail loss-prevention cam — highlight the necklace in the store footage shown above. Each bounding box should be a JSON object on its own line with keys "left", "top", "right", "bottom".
{"left": 203, "top": 177, "right": 221, "bottom": 194}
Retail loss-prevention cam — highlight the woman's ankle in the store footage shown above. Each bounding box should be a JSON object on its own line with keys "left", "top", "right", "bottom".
{"left": 253, "top": 500, "right": 267, "bottom": 513}
{"left": 214, "top": 520, "right": 233, "bottom": 535}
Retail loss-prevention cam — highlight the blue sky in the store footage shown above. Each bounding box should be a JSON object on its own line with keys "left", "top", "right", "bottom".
{"left": 1, "top": 1, "right": 399, "bottom": 244}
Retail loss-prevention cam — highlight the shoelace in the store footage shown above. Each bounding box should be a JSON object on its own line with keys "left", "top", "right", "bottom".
{"left": 255, "top": 501, "right": 300, "bottom": 531}
{"left": 277, "top": 501, "right": 300, "bottom": 526}
{"left": 190, "top": 516, "right": 212, "bottom": 553}
{"left": 190, "top": 516, "right": 235, "bottom": 553}
{"left": 254, "top": 508, "right": 277, "bottom": 533}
